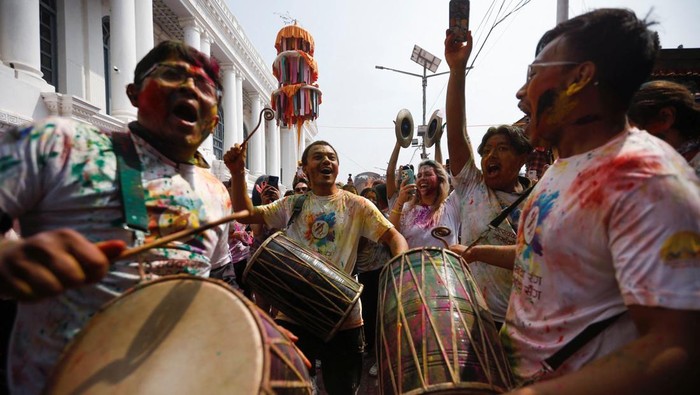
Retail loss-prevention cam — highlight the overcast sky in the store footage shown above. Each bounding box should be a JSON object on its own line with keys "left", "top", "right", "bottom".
{"left": 226, "top": 0, "right": 699, "bottom": 180}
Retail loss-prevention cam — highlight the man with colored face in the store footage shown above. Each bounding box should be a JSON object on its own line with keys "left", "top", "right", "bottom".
{"left": 502, "top": 9, "right": 700, "bottom": 394}
{"left": 224, "top": 140, "right": 408, "bottom": 395}
{"left": 0, "top": 41, "right": 231, "bottom": 394}
{"left": 443, "top": 30, "right": 533, "bottom": 327}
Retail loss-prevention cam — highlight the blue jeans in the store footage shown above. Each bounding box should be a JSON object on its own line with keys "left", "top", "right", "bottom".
{"left": 276, "top": 321, "right": 365, "bottom": 395}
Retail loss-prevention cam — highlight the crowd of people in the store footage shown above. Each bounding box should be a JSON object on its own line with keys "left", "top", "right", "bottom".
{"left": 0, "top": 6, "right": 699, "bottom": 395}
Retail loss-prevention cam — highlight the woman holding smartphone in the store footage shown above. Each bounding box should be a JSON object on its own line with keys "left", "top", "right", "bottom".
{"left": 388, "top": 159, "right": 460, "bottom": 248}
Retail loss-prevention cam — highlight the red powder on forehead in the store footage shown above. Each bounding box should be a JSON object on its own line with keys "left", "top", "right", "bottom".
{"left": 570, "top": 154, "right": 663, "bottom": 209}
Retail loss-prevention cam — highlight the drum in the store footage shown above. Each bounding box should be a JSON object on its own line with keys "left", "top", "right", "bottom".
{"left": 244, "top": 231, "right": 363, "bottom": 342}
{"left": 45, "top": 276, "right": 312, "bottom": 395}
{"left": 378, "top": 248, "right": 514, "bottom": 394}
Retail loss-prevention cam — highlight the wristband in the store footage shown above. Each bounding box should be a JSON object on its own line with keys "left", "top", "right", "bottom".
{"left": 391, "top": 208, "right": 402, "bottom": 215}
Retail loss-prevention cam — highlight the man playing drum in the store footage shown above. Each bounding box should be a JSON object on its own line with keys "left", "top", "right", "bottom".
{"left": 224, "top": 140, "right": 408, "bottom": 395}
{"left": 502, "top": 9, "right": 699, "bottom": 394}
{"left": 0, "top": 41, "right": 231, "bottom": 394}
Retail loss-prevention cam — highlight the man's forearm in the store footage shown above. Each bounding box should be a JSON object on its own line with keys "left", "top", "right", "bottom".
{"left": 230, "top": 173, "right": 253, "bottom": 213}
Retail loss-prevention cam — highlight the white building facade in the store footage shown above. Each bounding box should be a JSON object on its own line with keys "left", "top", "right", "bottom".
{"left": 0, "top": 0, "right": 316, "bottom": 189}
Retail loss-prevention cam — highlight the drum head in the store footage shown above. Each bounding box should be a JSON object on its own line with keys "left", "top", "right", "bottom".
{"left": 46, "top": 276, "right": 264, "bottom": 395}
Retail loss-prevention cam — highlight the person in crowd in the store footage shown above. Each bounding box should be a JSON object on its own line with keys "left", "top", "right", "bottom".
{"left": 359, "top": 187, "right": 378, "bottom": 206}
{"left": 444, "top": 30, "right": 533, "bottom": 327}
{"left": 499, "top": 9, "right": 699, "bottom": 394}
{"left": 224, "top": 140, "right": 408, "bottom": 395}
{"left": 628, "top": 79, "right": 700, "bottom": 175}
{"left": 356, "top": 185, "right": 392, "bottom": 377}
{"left": 388, "top": 159, "right": 460, "bottom": 248}
{"left": 293, "top": 179, "right": 309, "bottom": 195}
{"left": 0, "top": 40, "right": 231, "bottom": 394}
{"left": 373, "top": 183, "right": 390, "bottom": 215}
{"left": 342, "top": 183, "right": 358, "bottom": 194}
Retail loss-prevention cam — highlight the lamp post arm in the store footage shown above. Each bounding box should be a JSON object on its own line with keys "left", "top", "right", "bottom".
{"left": 375, "top": 65, "right": 424, "bottom": 79}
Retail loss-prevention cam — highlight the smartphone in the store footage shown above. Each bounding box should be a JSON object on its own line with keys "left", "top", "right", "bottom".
{"left": 449, "top": 0, "right": 470, "bottom": 42}
{"left": 400, "top": 166, "right": 415, "bottom": 185}
{"left": 267, "top": 175, "right": 279, "bottom": 190}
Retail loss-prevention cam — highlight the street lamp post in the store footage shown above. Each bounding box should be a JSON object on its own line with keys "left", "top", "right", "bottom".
{"left": 376, "top": 45, "right": 448, "bottom": 158}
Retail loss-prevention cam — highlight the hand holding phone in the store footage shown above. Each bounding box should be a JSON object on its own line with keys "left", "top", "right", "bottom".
{"left": 400, "top": 165, "right": 416, "bottom": 196}
{"left": 449, "top": 0, "right": 470, "bottom": 42}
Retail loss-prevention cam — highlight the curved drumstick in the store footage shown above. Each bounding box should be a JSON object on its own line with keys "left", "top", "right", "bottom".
{"left": 112, "top": 210, "right": 251, "bottom": 262}
{"left": 431, "top": 226, "right": 452, "bottom": 249}
{"left": 241, "top": 107, "right": 275, "bottom": 146}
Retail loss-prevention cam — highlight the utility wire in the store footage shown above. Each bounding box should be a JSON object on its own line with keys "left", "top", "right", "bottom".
{"left": 467, "top": 0, "right": 532, "bottom": 76}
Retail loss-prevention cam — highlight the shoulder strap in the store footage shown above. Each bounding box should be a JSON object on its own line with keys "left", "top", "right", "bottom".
{"left": 545, "top": 312, "right": 625, "bottom": 371}
{"left": 286, "top": 193, "right": 307, "bottom": 228}
{"left": 111, "top": 132, "right": 149, "bottom": 234}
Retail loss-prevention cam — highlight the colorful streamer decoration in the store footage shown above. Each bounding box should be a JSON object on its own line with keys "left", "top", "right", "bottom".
{"left": 271, "top": 22, "right": 321, "bottom": 145}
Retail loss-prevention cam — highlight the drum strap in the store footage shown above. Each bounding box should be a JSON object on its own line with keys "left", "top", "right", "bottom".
{"left": 111, "top": 132, "right": 149, "bottom": 237}
{"left": 544, "top": 312, "right": 625, "bottom": 371}
{"left": 286, "top": 193, "right": 307, "bottom": 228}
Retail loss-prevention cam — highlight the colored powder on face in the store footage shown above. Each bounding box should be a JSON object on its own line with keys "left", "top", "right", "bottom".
{"left": 138, "top": 80, "right": 169, "bottom": 126}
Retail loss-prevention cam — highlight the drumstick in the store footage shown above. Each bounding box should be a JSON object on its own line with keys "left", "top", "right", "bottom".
{"left": 240, "top": 107, "right": 275, "bottom": 146}
{"left": 430, "top": 227, "right": 452, "bottom": 249}
{"left": 112, "top": 210, "right": 250, "bottom": 262}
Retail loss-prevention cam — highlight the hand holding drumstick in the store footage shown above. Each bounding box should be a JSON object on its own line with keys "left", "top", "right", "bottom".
{"left": 0, "top": 229, "right": 126, "bottom": 301}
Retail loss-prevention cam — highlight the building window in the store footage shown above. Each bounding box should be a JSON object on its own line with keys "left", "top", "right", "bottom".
{"left": 102, "top": 16, "right": 111, "bottom": 114}
{"left": 39, "top": 0, "right": 58, "bottom": 88}
{"left": 213, "top": 108, "right": 224, "bottom": 159}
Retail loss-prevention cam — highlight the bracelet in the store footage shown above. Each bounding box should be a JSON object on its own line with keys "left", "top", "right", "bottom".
{"left": 391, "top": 208, "right": 402, "bottom": 215}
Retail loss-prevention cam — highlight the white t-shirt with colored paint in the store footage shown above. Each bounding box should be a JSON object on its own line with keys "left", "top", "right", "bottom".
{"left": 502, "top": 128, "right": 700, "bottom": 383}
{"left": 0, "top": 117, "right": 232, "bottom": 395}
{"left": 257, "top": 189, "right": 394, "bottom": 329}
{"left": 398, "top": 191, "right": 461, "bottom": 249}
{"left": 452, "top": 157, "right": 529, "bottom": 323}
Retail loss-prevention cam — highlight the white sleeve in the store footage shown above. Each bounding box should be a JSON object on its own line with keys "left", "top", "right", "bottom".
{"left": 610, "top": 175, "right": 700, "bottom": 310}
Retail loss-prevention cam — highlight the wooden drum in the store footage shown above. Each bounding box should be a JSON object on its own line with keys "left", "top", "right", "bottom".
{"left": 244, "top": 231, "right": 363, "bottom": 342}
{"left": 378, "top": 248, "right": 514, "bottom": 394}
{"left": 45, "top": 276, "right": 312, "bottom": 395}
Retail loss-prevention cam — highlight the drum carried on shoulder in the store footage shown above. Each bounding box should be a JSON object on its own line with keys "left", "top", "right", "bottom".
{"left": 46, "top": 276, "right": 312, "bottom": 395}
{"left": 244, "top": 231, "right": 363, "bottom": 342}
{"left": 378, "top": 247, "right": 514, "bottom": 394}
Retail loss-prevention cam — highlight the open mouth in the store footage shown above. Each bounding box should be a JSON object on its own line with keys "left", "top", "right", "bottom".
{"left": 486, "top": 163, "right": 501, "bottom": 176}
{"left": 320, "top": 168, "right": 333, "bottom": 175}
{"left": 173, "top": 103, "right": 198, "bottom": 123}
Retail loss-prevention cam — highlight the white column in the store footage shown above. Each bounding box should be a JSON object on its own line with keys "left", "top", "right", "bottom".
{"left": 84, "top": 0, "right": 107, "bottom": 109}
{"left": 200, "top": 31, "right": 211, "bottom": 58}
{"left": 110, "top": 0, "right": 138, "bottom": 121}
{"left": 248, "top": 93, "right": 264, "bottom": 175}
{"left": 0, "top": 0, "right": 48, "bottom": 86}
{"left": 180, "top": 18, "right": 201, "bottom": 50}
{"left": 235, "top": 69, "right": 244, "bottom": 148}
{"left": 221, "top": 64, "right": 238, "bottom": 152}
{"left": 134, "top": 0, "right": 154, "bottom": 61}
{"left": 265, "top": 114, "right": 280, "bottom": 177}
{"left": 59, "top": 0, "right": 86, "bottom": 97}
{"left": 280, "top": 126, "right": 298, "bottom": 186}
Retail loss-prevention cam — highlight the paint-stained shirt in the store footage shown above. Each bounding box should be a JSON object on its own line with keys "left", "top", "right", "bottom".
{"left": 502, "top": 128, "right": 700, "bottom": 383}
{"left": 256, "top": 190, "right": 393, "bottom": 329}
{"left": 0, "top": 117, "right": 231, "bottom": 395}
{"left": 398, "top": 192, "right": 460, "bottom": 248}
{"left": 452, "top": 156, "right": 528, "bottom": 323}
